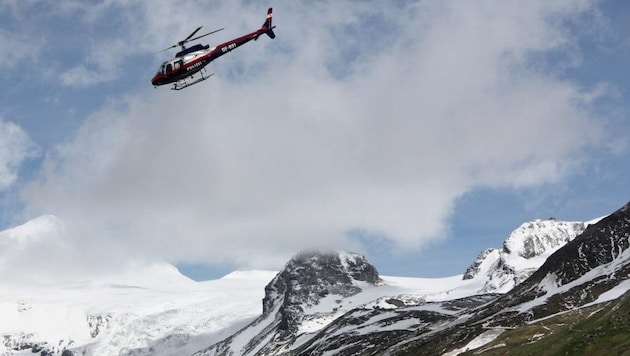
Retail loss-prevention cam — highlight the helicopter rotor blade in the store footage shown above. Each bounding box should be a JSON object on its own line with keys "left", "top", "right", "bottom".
{"left": 156, "top": 27, "right": 225, "bottom": 54}
{"left": 156, "top": 44, "right": 178, "bottom": 54}
{"left": 179, "top": 26, "right": 203, "bottom": 46}
{"left": 187, "top": 28, "right": 224, "bottom": 43}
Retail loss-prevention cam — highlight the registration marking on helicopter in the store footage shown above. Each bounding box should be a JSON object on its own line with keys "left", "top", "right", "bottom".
{"left": 187, "top": 61, "right": 204, "bottom": 71}
{"left": 221, "top": 43, "right": 237, "bottom": 53}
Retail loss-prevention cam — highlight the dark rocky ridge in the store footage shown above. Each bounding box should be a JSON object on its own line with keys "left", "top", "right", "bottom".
{"left": 196, "top": 250, "right": 382, "bottom": 355}
{"left": 397, "top": 200, "right": 630, "bottom": 355}
{"left": 263, "top": 250, "right": 381, "bottom": 333}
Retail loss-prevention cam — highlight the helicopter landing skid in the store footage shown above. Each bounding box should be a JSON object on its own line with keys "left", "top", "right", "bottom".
{"left": 172, "top": 70, "right": 214, "bottom": 90}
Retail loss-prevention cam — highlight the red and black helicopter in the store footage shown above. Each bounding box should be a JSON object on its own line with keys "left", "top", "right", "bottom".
{"left": 151, "top": 8, "right": 276, "bottom": 90}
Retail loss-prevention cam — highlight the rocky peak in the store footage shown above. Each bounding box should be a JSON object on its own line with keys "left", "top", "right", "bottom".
{"left": 503, "top": 218, "right": 586, "bottom": 258}
{"left": 479, "top": 200, "right": 630, "bottom": 328}
{"left": 531, "top": 201, "right": 630, "bottom": 287}
{"left": 463, "top": 218, "right": 586, "bottom": 293}
{"left": 262, "top": 251, "right": 380, "bottom": 331}
{"left": 196, "top": 251, "right": 382, "bottom": 356}
{"left": 463, "top": 248, "right": 498, "bottom": 280}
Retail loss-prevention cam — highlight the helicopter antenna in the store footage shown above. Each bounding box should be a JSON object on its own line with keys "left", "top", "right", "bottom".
{"left": 158, "top": 27, "right": 225, "bottom": 53}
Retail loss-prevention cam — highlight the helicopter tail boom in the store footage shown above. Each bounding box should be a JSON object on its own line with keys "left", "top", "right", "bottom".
{"left": 262, "top": 8, "right": 276, "bottom": 39}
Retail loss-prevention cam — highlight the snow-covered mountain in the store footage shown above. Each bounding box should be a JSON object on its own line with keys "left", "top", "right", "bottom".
{"left": 195, "top": 202, "right": 630, "bottom": 356}
{"left": 462, "top": 218, "right": 587, "bottom": 293}
{"left": 1, "top": 201, "right": 628, "bottom": 355}
{"left": 195, "top": 251, "right": 383, "bottom": 355}
{"left": 406, "top": 200, "right": 630, "bottom": 355}
{"left": 0, "top": 265, "right": 278, "bottom": 356}
{"left": 194, "top": 205, "right": 630, "bottom": 355}
{"left": 194, "top": 250, "right": 501, "bottom": 356}
{"left": 0, "top": 216, "right": 279, "bottom": 356}
{"left": 192, "top": 218, "right": 589, "bottom": 355}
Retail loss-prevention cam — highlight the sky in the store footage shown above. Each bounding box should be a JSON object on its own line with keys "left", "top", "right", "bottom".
{"left": 0, "top": 0, "right": 629, "bottom": 281}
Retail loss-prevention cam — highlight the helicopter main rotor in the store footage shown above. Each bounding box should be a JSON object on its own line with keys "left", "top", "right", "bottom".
{"left": 159, "top": 26, "right": 225, "bottom": 53}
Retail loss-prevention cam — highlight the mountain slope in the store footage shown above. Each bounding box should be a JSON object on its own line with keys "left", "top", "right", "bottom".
{"left": 194, "top": 251, "right": 383, "bottom": 356}
{"left": 0, "top": 269, "right": 278, "bottom": 356}
{"left": 396, "top": 200, "right": 630, "bottom": 355}
{"left": 460, "top": 289, "right": 630, "bottom": 355}
{"left": 488, "top": 201, "right": 630, "bottom": 325}
{"left": 195, "top": 251, "right": 501, "bottom": 356}
{"left": 193, "top": 202, "right": 630, "bottom": 356}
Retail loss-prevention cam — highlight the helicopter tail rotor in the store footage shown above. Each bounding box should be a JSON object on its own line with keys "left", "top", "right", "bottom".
{"left": 262, "top": 8, "right": 276, "bottom": 39}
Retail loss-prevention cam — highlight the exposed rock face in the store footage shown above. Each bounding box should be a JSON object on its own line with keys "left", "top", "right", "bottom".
{"left": 1, "top": 332, "right": 75, "bottom": 356}
{"left": 263, "top": 251, "right": 380, "bottom": 333}
{"left": 196, "top": 251, "right": 381, "bottom": 356}
{"left": 462, "top": 248, "right": 497, "bottom": 280}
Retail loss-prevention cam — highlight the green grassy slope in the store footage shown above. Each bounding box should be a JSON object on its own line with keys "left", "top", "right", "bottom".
{"left": 464, "top": 290, "right": 630, "bottom": 356}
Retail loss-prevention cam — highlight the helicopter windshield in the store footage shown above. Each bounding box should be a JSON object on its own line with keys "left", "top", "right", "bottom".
{"left": 157, "top": 61, "right": 178, "bottom": 75}
{"left": 157, "top": 62, "right": 168, "bottom": 75}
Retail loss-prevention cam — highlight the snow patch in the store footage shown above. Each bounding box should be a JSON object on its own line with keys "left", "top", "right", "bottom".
{"left": 442, "top": 329, "right": 504, "bottom": 356}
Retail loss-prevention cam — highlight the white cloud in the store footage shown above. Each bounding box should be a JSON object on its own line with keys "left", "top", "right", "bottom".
{"left": 21, "top": 1, "right": 612, "bottom": 271}
{"left": 0, "top": 119, "right": 38, "bottom": 190}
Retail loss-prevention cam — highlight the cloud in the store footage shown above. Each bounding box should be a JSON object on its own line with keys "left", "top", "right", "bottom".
{"left": 20, "top": 1, "right": 612, "bottom": 271}
{"left": 0, "top": 215, "right": 151, "bottom": 284}
{"left": 0, "top": 118, "right": 38, "bottom": 190}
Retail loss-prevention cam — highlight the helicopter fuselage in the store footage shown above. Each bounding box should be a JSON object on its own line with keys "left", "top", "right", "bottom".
{"left": 151, "top": 45, "right": 212, "bottom": 86}
{"left": 151, "top": 8, "right": 275, "bottom": 90}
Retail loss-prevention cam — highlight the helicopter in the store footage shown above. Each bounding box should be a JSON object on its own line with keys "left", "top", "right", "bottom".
{"left": 151, "top": 8, "right": 276, "bottom": 90}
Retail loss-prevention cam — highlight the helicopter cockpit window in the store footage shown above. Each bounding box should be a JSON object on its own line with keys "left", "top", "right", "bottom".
{"left": 174, "top": 60, "right": 183, "bottom": 70}
{"left": 165, "top": 63, "right": 173, "bottom": 73}
{"left": 157, "top": 63, "right": 167, "bottom": 75}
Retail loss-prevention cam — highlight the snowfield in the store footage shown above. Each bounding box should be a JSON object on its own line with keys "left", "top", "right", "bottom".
{"left": 0, "top": 267, "right": 277, "bottom": 356}
{"left": 0, "top": 266, "right": 493, "bottom": 355}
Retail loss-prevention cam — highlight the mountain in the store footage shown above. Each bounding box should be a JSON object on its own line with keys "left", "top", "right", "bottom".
{"left": 485, "top": 201, "right": 630, "bottom": 326}
{"left": 303, "top": 201, "right": 630, "bottom": 356}
{"left": 0, "top": 220, "right": 479, "bottom": 356}
{"left": 192, "top": 249, "right": 497, "bottom": 356}
{"left": 0, "top": 267, "right": 279, "bottom": 356}
{"left": 194, "top": 251, "right": 384, "bottom": 356}
{"left": 392, "top": 201, "right": 630, "bottom": 355}
{"left": 0, "top": 217, "right": 279, "bottom": 356}
{"left": 462, "top": 218, "right": 587, "bottom": 293}
{"left": 2, "top": 201, "right": 628, "bottom": 355}
{"left": 195, "top": 202, "right": 630, "bottom": 356}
